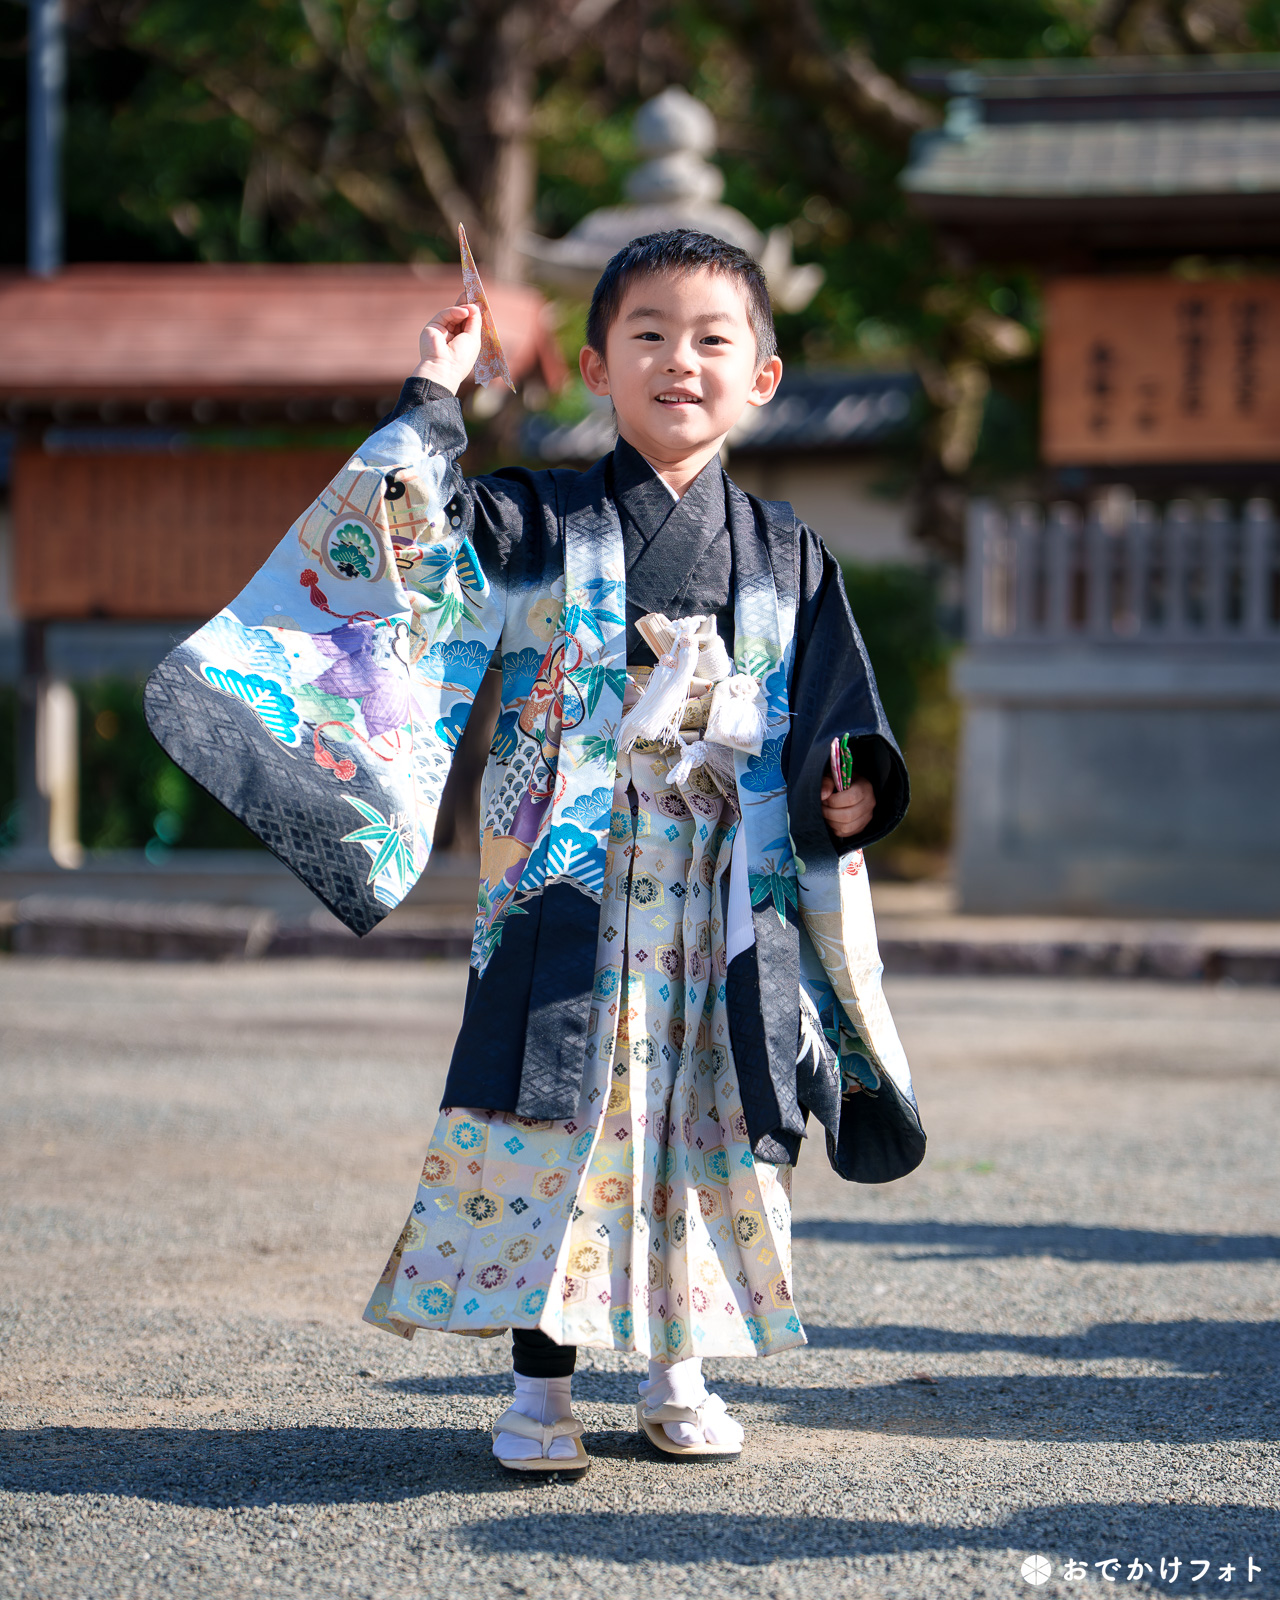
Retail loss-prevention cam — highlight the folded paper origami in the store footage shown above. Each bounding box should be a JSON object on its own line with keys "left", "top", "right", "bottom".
{"left": 459, "top": 224, "right": 515, "bottom": 392}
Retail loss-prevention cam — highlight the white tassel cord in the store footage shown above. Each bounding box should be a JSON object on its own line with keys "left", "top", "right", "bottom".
{"left": 618, "top": 615, "right": 705, "bottom": 751}
{"left": 706, "top": 674, "right": 767, "bottom": 754}
{"left": 667, "top": 739, "right": 710, "bottom": 787}
{"left": 702, "top": 740, "right": 740, "bottom": 794}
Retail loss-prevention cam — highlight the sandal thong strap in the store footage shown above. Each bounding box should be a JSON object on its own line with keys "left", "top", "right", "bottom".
{"left": 638, "top": 1401, "right": 702, "bottom": 1427}
{"left": 492, "top": 1406, "right": 584, "bottom": 1453}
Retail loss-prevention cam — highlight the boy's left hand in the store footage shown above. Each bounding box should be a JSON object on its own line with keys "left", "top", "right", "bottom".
{"left": 821, "top": 773, "right": 875, "bottom": 840}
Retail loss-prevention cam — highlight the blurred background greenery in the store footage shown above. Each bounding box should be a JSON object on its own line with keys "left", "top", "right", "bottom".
{"left": 842, "top": 564, "right": 955, "bottom": 878}
{"left": 0, "top": 682, "right": 256, "bottom": 858}
{"left": 75, "top": 681, "right": 259, "bottom": 855}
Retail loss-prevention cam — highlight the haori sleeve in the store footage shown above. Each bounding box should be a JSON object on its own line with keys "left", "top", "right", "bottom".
{"left": 786, "top": 526, "right": 923, "bottom": 1186}
{"left": 786, "top": 525, "right": 910, "bottom": 870}
{"left": 381, "top": 376, "right": 552, "bottom": 580}
{"left": 143, "top": 385, "right": 507, "bottom": 937}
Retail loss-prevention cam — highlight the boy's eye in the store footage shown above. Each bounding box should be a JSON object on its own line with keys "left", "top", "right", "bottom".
{"left": 636, "top": 331, "right": 663, "bottom": 342}
{"left": 701, "top": 335, "right": 728, "bottom": 346}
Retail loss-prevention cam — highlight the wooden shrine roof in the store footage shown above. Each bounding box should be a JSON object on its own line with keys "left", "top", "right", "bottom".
{"left": 903, "top": 117, "right": 1280, "bottom": 200}
{"left": 901, "top": 56, "right": 1280, "bottom": 261}
{"left": 908, "top": 54, "right": 1280, "bottom": 115}
{"left": 0, "top": 263, "right": 565, "bottom": 405}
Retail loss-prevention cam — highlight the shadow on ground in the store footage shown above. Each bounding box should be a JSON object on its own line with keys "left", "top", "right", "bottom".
{"left": 0, "top": 1425, "right": 525, "bottom": 1507}
{"left": 463, "top": 1506, "right": 1276, "bottom": 1589}
{"left": 4, "top": 1317, "right": 1275, "bottom": 1514}
{"left": 379, "top": 1320, "right": 1279, "bottom": 1443}
{"left": 724, "top": 1374, "right": 1279, "bottom": 1443}
{"left": 798, "top": 1318, "right": 1280, "bottom": 1373}
{"left": 790, "top": 1221, "right": 1280, "bottom": 1263}
{"left": 3, "top": 1433, "right": 1272, "bottom": 1595}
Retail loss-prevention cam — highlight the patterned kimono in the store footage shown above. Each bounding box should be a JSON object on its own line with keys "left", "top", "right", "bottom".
{"left": 146, "top": 380, "right": 926, "bottom": 1363}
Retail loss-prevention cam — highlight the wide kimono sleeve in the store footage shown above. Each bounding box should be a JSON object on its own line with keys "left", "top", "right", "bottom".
{"left": 787, "top": 524, "right": 925, "bottom": 1184}
{"left": 143, "top": 378, "right": 538, "bottom": 935}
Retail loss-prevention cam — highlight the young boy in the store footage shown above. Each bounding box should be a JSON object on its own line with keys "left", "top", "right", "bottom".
{"left": 147, "top": 229, "right": 924, "bottom": 1471}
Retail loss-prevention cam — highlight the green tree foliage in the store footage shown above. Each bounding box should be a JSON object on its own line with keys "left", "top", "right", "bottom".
{"left": 7, "top": 0, "right": 1258, "bottom": 321}
{"left": 79, "top": 680, "right": 257, "bottom": 851}
{"left": 7, "top": 0, "right": 1261, "bottom": 546}
{"left": 843, "top": 561, "right": 956, "bottom": 872}
{"left": 4, "top": 0, "right": 1265, "bottom": 431}
{"left": 0, "top": 680, "right": 257, "bottom": 853}
{"left": 843, "top": 562, "right": 944, "bottom": 741}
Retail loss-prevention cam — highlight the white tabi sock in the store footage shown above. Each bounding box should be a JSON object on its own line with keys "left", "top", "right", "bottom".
{"left": 638, "top": 1356, "right": 744, "bottom": 1449}
{"left": 492, "top": 1371, "right": 579, "bottom": 1461}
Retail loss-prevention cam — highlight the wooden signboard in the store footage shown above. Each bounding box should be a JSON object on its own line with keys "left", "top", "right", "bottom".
{"left": 1043, "top": 276, "right": 1280, "bottom": 465}
{"left": 12, "top": 447, "right": 349, "bottom": 620}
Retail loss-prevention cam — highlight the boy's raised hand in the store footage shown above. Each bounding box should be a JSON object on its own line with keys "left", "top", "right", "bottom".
{"left": 411, "top": 303, "right": 482, "bottom": 395}
{"left": 821, "top": 772, "right": 876, "bottom": 841}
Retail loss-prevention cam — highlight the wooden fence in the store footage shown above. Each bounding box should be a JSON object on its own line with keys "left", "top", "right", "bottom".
{"left": 966, "top": 496, "right": 1280, "bottom": 643}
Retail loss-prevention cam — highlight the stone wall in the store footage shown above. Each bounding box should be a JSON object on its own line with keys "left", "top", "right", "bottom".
{"left": 953, "top": 497, "right": 1280, "bottom": 917}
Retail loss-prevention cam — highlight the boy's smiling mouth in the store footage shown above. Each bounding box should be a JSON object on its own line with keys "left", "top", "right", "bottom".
{"left": 655, "top": 390, "right": 702, "bottom": 406}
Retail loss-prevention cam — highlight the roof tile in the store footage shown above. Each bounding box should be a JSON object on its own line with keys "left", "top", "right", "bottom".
{"left": 903, "top": 118, "right": 1280, "bottom": 198}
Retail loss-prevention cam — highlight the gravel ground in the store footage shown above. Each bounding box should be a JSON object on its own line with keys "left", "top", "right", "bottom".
{"left": 1, "top": 958, "right": 1277, "bottom": 1600}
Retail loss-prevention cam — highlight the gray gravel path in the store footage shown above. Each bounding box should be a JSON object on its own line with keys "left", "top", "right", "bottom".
{"left": 1, "top": 959, "right": 1277, "bottom": 1600}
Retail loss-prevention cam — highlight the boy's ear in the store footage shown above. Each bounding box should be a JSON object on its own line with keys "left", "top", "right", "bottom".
{"left": 580, "top": 345, "right": 610, "bottom": 396}
{"left": 746, "top": 355, "right": 784, "bottom": 408}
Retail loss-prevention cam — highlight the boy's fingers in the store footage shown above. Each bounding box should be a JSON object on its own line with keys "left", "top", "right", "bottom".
{"left": 820, "top": 773, "right": 834, "bottom": 800}
{"left": 449, "top": 298, "right": 482, "bottom": 332}
{"left": 428, "top": 304, "right": 475, "bottom": 332}
{"left": 822, "top": 775, "right": 875, "bottom": 837}
{"left": 827, "top": 780, "right": 870, "bottom": 811}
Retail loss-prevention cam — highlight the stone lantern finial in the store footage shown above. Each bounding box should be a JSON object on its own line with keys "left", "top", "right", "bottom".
{"left": 625, "top": 87, "right": 724, "bottom": 205}
{"left": 519, "top": 86, "right": 823, "bottom": 313}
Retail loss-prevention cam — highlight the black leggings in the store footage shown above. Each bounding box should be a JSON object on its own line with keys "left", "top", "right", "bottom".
{"left": 511, "top": 1327, "right": 577, "bottom": 1379}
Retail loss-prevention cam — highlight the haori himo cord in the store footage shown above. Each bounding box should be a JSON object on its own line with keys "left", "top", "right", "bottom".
{"left": 146, "top": 225, "right": 926, "bottom": 1471}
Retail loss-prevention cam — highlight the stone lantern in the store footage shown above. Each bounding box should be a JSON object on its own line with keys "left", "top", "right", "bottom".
{"left": 520, "top": 86, "right": 823, "bottom": 313}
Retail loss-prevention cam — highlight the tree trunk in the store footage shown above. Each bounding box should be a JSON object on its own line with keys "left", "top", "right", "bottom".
{"left": 457, "top": 0, "right": 539, "bottom": 279}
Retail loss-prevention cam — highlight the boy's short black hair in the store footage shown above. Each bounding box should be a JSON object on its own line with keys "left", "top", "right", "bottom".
{"left": 585, "top": 229, "right": 777, "bottom": 365}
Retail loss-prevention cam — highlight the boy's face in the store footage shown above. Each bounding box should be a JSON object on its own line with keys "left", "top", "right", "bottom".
{"left": 579, "top": 266, "right": 782, "bottom": 467}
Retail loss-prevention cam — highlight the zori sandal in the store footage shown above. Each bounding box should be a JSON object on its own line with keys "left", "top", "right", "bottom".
{"left": 636, "top": 1398, "right": 743, "bottom": 1459}
{"left": 491, "top": 1406, "right": 590, "bottom": 1474}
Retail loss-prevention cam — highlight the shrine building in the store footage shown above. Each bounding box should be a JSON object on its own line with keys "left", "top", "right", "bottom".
{"left": 902, "top": 57, "right": 1280, "bottom": 917}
